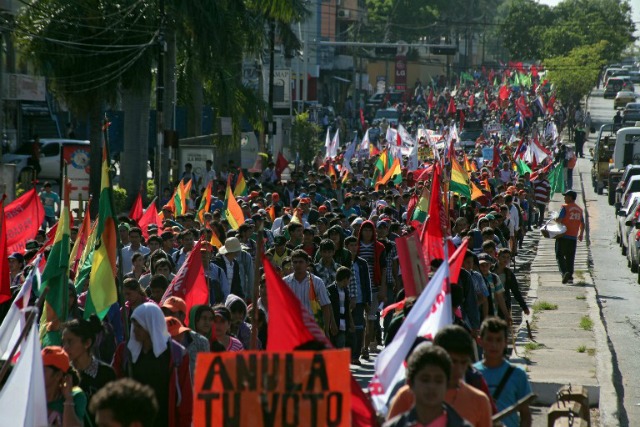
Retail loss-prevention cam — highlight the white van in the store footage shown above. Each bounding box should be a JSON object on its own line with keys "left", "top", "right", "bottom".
{"left": 612, "top": 126, "right": 640, "bottom": 169}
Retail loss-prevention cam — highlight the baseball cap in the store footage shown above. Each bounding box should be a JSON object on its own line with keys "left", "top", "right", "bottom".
{"left": 162, "top": 204, "right": 174, "bottom": 213}
{"left": 563, "top": 190, "right": 577, "bottom": 200}
{"left": 376, "top": 220, "right": 389, "bottom": 229}
{"left": 118, "top": 223, "right": 131, "bottom": 231}
{"left": 41, "top": 346, "right": 70, "bottom": 372}
{"left": 162, "top": 296, "right": 187, "bottom": 315}
{"left": 165, "top": 316, "right": 190, "bottom": 338}
{"left": 478, "top": 253, "right": 494, "bottom": 264}
{"left": 213, "top": 306, "right": 231, "bottom": 322}
{"left": 8, "top": 252, "right": 25, "bottom": 264}
{"left": 25, "top": 240, "right": 40, "bottom": 250}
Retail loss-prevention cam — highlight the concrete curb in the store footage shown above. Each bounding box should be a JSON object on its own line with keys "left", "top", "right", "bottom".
{"left": 580, "top": 172, "right": 620, "bottom": 426}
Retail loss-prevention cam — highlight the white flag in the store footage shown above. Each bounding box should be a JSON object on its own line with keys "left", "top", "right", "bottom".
{"left": 326, "top": 129, "right": 339, "bottom": 159}
{"left": 0, "top": 312, "right": 48, "bottom": 427}
{"left": 360, "top": 129, "right": 370, "bottom": 152}
{"left": 0, "top": 261, "right": 39, "bottom": 358}
{"left": 369, "top": 260, "right": 451, "bottom": 414}
{"left": 386, "top": 127, "right": 398, "bottom": 145}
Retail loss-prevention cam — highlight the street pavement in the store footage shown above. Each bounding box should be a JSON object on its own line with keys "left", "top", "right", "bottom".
{"left": 581, "top": 89, "right": 640, "bottom": 426}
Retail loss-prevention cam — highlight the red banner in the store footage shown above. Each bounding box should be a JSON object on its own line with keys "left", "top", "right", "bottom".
{"left": 4, "top": 188, "right": 44, "bottom": 254}
{"left": 395, "top": 231, "right": 429, "bottom": 297}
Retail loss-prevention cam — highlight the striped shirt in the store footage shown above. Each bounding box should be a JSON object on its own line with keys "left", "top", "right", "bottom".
{"left": 533, "top": 178, "right": 551, "bottom": 204}
{"left": 358, "top": 242, "right": 376, "bottom": 289}
{"left": 283, "top": 273, "right": 331, "bottom": 314}
{"left": 226, "top": 336, "right": 244, "bottom": 352}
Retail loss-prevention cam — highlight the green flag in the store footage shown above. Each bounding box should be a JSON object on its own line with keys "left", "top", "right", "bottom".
{"left": 548, "top": 163, "right": 565, "bottom": 198}
{"left": 39, "top": 203, "right": 71, "bottom": 346}
{"left": 517, "top": 159, "right": 532, "bottom": 176}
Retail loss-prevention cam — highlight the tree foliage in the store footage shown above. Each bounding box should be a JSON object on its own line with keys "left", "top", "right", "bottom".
{"left": 290, "top": 112, "right": 321, "bottom": 167}
{"left": 545, "top": 41, "right": 608, "bottom": 105}
{"left": 500, "top": 0, "right": 636, "bottom": 61}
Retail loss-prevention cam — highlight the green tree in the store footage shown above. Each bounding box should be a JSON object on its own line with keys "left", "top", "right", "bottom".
{"left": 291, "top": 112, "right": 321, "bottom": 167}
{"left": 545, "top": 41, "right": 608, "bottom": 105}
{"left": 499, "top": 0, "right": 552, "bottom": 60}
{"left": 18, "top": 0, "right": 156, "bottom": 212}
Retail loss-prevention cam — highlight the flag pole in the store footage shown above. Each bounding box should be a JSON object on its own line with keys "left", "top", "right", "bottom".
{"left": 0, "top": 287, "right": 49, "bottom": 386}
{"left": 102, "top": 116, "right": 129, "bottom": 345}
{"left": 249, "top": 223, "right": 264, "bottom": 350}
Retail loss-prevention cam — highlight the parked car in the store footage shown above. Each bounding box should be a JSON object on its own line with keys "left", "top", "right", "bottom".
{"left": 1, "top": 138, "right": 90, "bottom": 180}
{"left": 614, "top": 164, "right": 640, "bottom": 203}
{"left": 623, "top": 103, "right": 640, "bottom": 123}
{"left": 614, "top": 91, "right": 638, "bottom": 109}
{"left": 606, "top": 77, "right": 634, "bottom": 99}
{"left": 626, "top": 204, "right": 640, "bottom": 272}
{"left": 619, "top": 175, "right": 640, "bottom": 211}
{"left": 616, "top": 193, "right": 640, "bottom": 252}
{"left": 374, "top": 108, "right": 401, "bottom": 126}
{"left": 459, "top": 120, "right": 484, "bottom": 149}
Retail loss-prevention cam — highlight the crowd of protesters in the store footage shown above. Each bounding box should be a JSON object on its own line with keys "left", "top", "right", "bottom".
{"left": 0, "top": 66, "right": 581, "bottom": 427}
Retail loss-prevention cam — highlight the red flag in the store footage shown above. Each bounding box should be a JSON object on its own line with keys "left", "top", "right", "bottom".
{"left": 427, "top": 89, "right": 435, "bottom": 109}
{"left": 4, "top": 188, "right": 45, "bottom": 254}
{"left": 530, "top": 64, "right": 538, "bottom": 77}
{"left": 468, "top": 93, "right": 475, "bottom": 109}
{"left": 447, "top": 97, "right": 456, "bottom": 116}
{"left": 547, "top": 95, "right": 556, "bottom": 115}
{"left": 421, "top": 162, "right": 445, "bottom": 264}
{"left": 459, "top": 109, "right": 465, "bottom": 129}
{"left": 396, "top": 231, "right": 429, "bottom": 297}
{"left": 160, "top": 240, "right": 208, "bottom": 325}
{"left": 498, "top": 85, "right": 510, "bottom": 101}
{"left": 275, "top": 152, "right": 289, "bottom": 179}
{"left": 0, "top": 195, "right": 10, "bottom": 304}
{"left": 449, "top": 238, "right": 469, "bottom": 285}
{"left": 263, "top": 259, "right": 378, "bottom": 426}
{"left": 128, "top": 192, "right": 143, "bottom": 222}
{"left": 492, "top": 143, "right": 501, "bottom": 168}
{"left": 138, "top": 200, "right": 160, "bottom": 240}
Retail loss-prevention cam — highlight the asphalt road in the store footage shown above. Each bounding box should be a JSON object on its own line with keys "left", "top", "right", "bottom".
{"left": 585, "top": 89, "right": 640, "bottom": 425}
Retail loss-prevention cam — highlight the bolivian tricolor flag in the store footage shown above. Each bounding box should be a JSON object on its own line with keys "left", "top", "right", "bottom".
{"left": 375, "top": 157, "right": 402, "bottom": 189}
{"left": 450, "top": 156, "right": 472, "bottom": 198}
{"left": 224, "top": 176, "right": 245, "bottom": 230}
{"left": 233, "top": 169, "right": 248, "bottom": 197}
{"left": 197, "top": 180, "right": 213, "bottom": 224}
{"left": 39, "top": 179, "right": 71, "bottom": 345}
{"left": 86, "top": 144, "right": 118, "bottom": 320}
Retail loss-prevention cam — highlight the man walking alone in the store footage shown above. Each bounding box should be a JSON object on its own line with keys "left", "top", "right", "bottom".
{"left": 556, "top": 190, "right": 584, "bottom": 284}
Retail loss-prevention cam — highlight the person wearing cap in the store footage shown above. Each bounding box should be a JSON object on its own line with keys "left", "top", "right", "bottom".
{"left": 213, "top": 237, "right": 245, "bottom": 299}
{"left": 40, "top": 181, "right": 60, "bottom": 229}
{"left": 200, "top": 246, "right": 230, "bottom": 304}
{"left": 266, "top": 235, "right": 292, "bottom": 269}
{"left": 42, "top": 346, "right": 87, "bottom": 426}
{"left": 165, "top": 316, "right": 210, "bottom": 377}
{"left": 477, "top": 253, "right": 511, "bottom": 323}
{"left": 161, "top": 204, "right": 175, "bottom": 221}
{"left": 112, "top": 303, "right": 192, "bottom": 427}
{"left": 8, "top": 252, "right": 25, "bottom": 289}
{"left": 212, "top": 305, "right": 244, "bottom": 351}
{"left": 556, "top": 190, "right": 584, "bottom": 284}
{"left": 161, "top": 296, "right": 188, "bottom": 324}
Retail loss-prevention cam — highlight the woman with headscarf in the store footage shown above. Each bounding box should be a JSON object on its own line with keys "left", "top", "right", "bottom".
{"left": 188, "top": 304, "right": 225, "bottom": 352}
{"left": 112, "top": 303, "right": 192, "bottom": 427}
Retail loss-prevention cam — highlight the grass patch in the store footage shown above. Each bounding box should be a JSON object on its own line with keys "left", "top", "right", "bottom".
{"left": 587, "top": 348, "right": 596, "bottom": 356}
{"left": 533, "top": 301, "right": 559, "bottom": 312}
{"left": 576, "top": 295, "right": 586, "bottom": 300}
{"left": 524, "top": 342, "right": 544, "bottom": 351}
{"left": 577, "top": 345, "right": 587, "bottom": 353}
{"left": 580, "top": 315, "right": 594, "bottom": 331}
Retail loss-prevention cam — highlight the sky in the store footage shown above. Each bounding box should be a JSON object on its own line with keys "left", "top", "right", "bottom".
{"left": 537, "top": 0, "right": 640, "bottom": 40}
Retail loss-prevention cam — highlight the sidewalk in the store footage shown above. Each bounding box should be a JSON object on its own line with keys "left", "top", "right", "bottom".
{"left": 511, "top": 166, "right": 614, "bottom": 426}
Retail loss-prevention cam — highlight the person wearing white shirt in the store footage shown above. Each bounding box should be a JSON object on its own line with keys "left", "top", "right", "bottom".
{"left": 121, "top": 227, "right": 150, "bottom": 274}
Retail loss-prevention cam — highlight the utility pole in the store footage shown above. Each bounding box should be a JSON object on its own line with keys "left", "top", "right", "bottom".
{"left": 155, "top": 0, "right": 166, "bottom": 203}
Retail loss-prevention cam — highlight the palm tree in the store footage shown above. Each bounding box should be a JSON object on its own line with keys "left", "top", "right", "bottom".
{"left": 17, "top": 0, "right": 157, "bottom": 213}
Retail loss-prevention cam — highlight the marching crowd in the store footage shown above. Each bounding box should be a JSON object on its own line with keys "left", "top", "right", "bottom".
{"left": 0, "top": 67, "right": 586, "bottom": 427}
